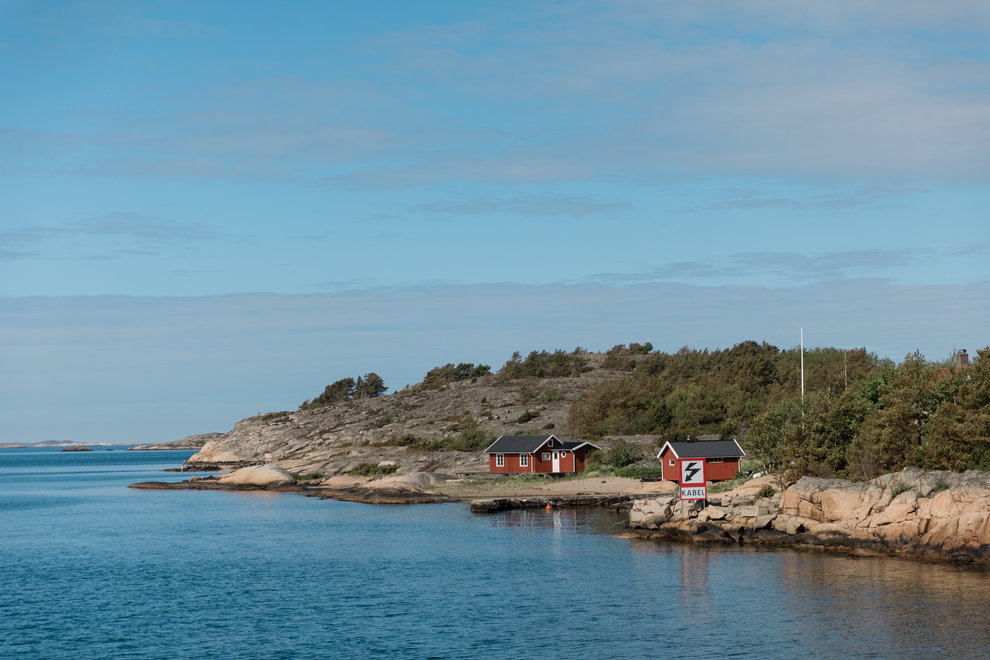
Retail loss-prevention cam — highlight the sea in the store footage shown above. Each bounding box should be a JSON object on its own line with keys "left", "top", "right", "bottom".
{"left": 2, "top": 447, "right": 990, "bottom": 659}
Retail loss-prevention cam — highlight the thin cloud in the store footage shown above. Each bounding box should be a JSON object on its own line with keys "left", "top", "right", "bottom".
{"left": 70, "top": 212, "right": 221, "bottom": 242}
{"left": 593, "top": 248, "right": 924, "bottom": 284}
{"left": 0, "top": 213, "right": 223, "bottom": 260}
{"left": 681, "top": 186, "right": 925, "bottom": 213}
{"left": 417, "top": 196, "right": 628, "bottom": 216}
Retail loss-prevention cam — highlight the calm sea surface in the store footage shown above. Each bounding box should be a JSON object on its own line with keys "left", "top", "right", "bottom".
{"left": 2, "top": 448, "right": 990, "bottom": 659}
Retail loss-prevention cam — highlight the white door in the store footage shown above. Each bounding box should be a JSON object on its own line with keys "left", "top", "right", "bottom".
{"left": 552, "top": 451, "right": 560, "bottom": 472}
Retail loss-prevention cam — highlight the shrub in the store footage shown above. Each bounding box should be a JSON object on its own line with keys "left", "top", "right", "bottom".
{"left": 301, "top": 373, "right": 387, "bottom": 409}
{"left": 603, "top": 439, "right": 641, "bottom": 468}
{"left": 390, "top": 429, "right": 496, "bottom": 453}
{"left": 516, "top": 410, "right": 539, "bottom": 424}
{"left": 420, "top": 363, "right": 491, "bottom": 389}
{"left": 756, "top": 484, "right": 776, "bottom": 499}
{"left": 347, "top": 463, "right": 399, "bottom": 476}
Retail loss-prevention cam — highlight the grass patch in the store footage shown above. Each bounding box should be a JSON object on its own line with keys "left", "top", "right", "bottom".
{"left": 294, "top": 472, "right": 325, "bottom": 482}
{"left": 346, "top": 463, "right": 399, "bottom": 476}
{"left": 709, "top": 476, "right": 747, "bottom": 493}
{"left": 385, "top": 429, "right": 495, "bottom": 452}
{"left": 515, "top": 410, "right": 539, "bottom": 424}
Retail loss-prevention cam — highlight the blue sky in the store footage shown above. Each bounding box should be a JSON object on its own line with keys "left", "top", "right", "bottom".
{"left": 2, "top": 1, "right": 988, "bottom": 444}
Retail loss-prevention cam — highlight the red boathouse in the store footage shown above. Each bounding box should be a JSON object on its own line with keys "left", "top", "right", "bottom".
{"left": 657, "top": 439, "right": 746, "bottom": 482}
{"left": 483, "top": 434, "right": 602, "bottom": 475}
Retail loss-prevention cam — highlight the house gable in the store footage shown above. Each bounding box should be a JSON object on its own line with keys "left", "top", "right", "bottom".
{"left": 657, "top": 438, "right": 745, "bottom": 483}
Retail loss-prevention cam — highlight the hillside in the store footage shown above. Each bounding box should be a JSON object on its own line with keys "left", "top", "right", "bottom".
{"left": 186, "top": 352, "right": 635, "bottom": 476}
{"left": 184, "top": 342, "right": 990, "bottom": 480}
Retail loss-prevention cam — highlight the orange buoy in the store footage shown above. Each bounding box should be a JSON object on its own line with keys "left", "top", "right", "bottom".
{"left": 545, "top": 504, "right": 552, "bottom": 511}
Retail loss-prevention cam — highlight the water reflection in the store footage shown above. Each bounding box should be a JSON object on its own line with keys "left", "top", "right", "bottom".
{"left": 489, "top": 507, "right": 583, "bottom": 532}
{"left": 775, "top": 553, "right": 990, "bottom": 657}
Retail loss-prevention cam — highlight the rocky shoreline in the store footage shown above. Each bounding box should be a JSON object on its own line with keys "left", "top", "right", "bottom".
{"left": 625, "top": 467, "right": 990, "bottom": 565}
{"left": 131, "top": 461, "right": 990, "bottom": 565}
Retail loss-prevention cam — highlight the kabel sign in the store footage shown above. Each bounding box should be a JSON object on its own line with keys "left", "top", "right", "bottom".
{"left": 678, "top": 458, "right": 707, "bottom": 501}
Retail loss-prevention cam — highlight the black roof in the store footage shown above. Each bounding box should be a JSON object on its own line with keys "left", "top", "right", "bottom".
{"left": 658, "top": 439, "right": 745, "bottom": 459}
{"left": 484, "top": 435, "right": 557, "bottom": 454}
{"left": 483, "top": 435, "right": 602, "bottom": 454}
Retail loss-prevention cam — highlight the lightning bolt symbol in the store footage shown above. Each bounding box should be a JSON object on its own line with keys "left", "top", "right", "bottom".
{"left": 685, "top": 464, "right": 701, "bottom": 482}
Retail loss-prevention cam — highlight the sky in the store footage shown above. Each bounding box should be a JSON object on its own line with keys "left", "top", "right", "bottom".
{"left": 2, "top": 1, "right": 988, "bottom": 444}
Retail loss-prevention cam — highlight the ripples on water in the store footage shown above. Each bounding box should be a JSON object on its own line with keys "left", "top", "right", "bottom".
{"left": 1, "top": 448, "right": 989, "bottom": 659}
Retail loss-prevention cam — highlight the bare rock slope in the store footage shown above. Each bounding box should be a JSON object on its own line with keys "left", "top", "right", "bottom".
{"left": 187, "top": 361, "right": 622, "bottom": 477}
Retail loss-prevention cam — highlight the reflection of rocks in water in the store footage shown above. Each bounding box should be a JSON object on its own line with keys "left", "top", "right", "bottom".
{"left": 775, "top": 553, "right": 990, "bottom": 656}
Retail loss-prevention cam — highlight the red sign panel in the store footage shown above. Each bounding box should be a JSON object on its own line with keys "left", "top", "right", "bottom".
{"left": 678, "top": 458, "right": 707, "bottom": 501}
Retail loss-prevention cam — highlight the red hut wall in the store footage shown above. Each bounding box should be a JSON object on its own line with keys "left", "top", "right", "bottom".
{"left": 531, "top": 447, "right": 578, "bottom": 474}
{"left": 660, "top": 448, "right": 679, "bottom": 481}
{"left": 489, "top": 453, "right": 533, "bottom": 474}
{"left": 490, "top": 446, "right": 594, "bottom": 474}
{"left": 659, "top": 450, "right": 740, "bottom": 482}
{"left": 703, "top": 459, "right": 740, "bottom": 481}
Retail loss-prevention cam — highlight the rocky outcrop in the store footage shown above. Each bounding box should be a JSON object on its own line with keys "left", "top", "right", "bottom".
{"left": 217, "top": 465, "right": 296, "bottom": 486}
{"left": 627, "top": 468, "right": 990, "bottom": 564}
{"left": 129, "top": 433, "right": 220, "bottom": 451}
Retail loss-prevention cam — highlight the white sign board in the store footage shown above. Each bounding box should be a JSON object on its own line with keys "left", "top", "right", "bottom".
{"left": 679, "top": 458, "right": 707, "bottom": 501}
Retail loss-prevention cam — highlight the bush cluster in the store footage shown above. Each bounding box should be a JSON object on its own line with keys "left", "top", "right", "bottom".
{"left": 570, "top": 342, "right": 990, "bottom": 479}
{"left": 496, "top": 349, "right": 589, "bottom": 381}
{"left": 301, "top": 373, "right": 386, "bottom": 410}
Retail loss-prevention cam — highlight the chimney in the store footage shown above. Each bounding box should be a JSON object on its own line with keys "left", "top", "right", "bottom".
{"left": 957, "top": 349, "right": 970, "bottom": 367}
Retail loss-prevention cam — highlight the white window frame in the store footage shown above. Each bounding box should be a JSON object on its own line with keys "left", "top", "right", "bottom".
{"left": 542, "top": 452, "right": 551, "bottom": 460}
{"left": 496, "top": 454, "right": 504, "bottom": 467}
{"left": 519, "top": 454, "right": 529, "bottom": 467}
{"left": 709, "top": 457, "right": 724, "bottom": 463}
{"left": 669, "top": 459, "right": 675, "bottom": 466}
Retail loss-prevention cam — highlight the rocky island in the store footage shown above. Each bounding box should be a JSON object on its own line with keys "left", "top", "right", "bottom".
{"left": 133, "top": 344, "right": 990, "bottom": 565}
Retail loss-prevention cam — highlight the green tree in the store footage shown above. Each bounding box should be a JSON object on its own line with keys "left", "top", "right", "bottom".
{"left": 355, "top": 372, "right": 387, "bottom": 398}
{"left": 746, "top": 399, "right": 802, "bottom": 472}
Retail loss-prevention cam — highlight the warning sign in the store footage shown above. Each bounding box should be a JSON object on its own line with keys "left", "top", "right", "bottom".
{"left": 679, "top": 458, "right": 707, "bottom": 501}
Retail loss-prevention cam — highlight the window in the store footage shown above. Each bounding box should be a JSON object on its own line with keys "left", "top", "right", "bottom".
{"left": 496, "top": 454, "right": 504, "bottom": 467}
{"left": 669, "top": 459, "right": 675, "bottom": 466}
{"left": 709, "top": 457, "right": 724, "bottom": 463}
{"left": 520, "top": 454, "right": 529, "bottom": 467}
{"left": 542, "top": 452, "right": 551, "bottom": 460}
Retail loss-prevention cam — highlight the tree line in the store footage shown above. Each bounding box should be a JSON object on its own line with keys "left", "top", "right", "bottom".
{"left": 568, "top": 342, "right": 990, "bottom": 479}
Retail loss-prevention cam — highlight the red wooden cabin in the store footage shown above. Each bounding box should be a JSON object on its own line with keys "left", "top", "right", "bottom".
{"left": 657, "top": 439, "right": 745, "bottom": 482}
{"left": 483, "top": 434, "right": 602, "bottom": 475}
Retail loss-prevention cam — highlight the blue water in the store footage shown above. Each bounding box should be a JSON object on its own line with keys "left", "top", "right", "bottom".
{"left": 2, "top": 448, "right": 990, "bottom": 659}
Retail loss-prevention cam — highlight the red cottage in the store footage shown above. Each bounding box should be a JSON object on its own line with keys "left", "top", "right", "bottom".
{"left": 657, "top": 439, "right": 746, "bottom": 482}
{"left": 483, "top": 434, "right": 602, "bottom": 475}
